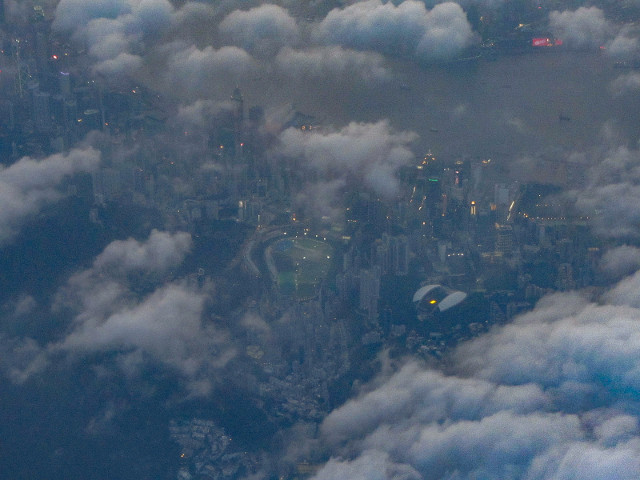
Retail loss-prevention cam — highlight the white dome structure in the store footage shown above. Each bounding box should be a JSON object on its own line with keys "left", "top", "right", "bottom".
{"left": 412, "top": 284, "right": 442, "bottom": 303}
{"left": 413, "top": 284, "right": 468, "bottom": 318}
{"left": 438, "top": 291, "right": 468, "bottom": 312}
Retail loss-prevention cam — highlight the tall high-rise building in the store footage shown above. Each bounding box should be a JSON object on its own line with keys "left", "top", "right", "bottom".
{"left": 63, "top": 98, "right": 78, "bottom": 129}
{"left": 7, "top": 101, "right": 15, "bottom": 131}
{"left": 555, "top": 263, "right": 575, "bottom": 291}
{"left": 231, "top": 87, "right": 244, "bottom": 154}
{"left": 231, "top": 86, "right": 244, "bottom": 124}
{"left": 59, "top": 72, "right": 71, "bottom": 97}
{"left": 33, "top": 90, "right": 51, "bottom": 132}
{"left": 495, "top": 224, "right": 513, "bottom": 256}
{"left": 374, "top": 234, "right": 410, "bottom": 276}
{"left": 390, "top": 235, "right": 409, "bottom": 276}
{"left": 359, "top": 266, "right": 381, "bottom": 321}
{"left": 35, "top": 31, "right": 48, "bottom": 75}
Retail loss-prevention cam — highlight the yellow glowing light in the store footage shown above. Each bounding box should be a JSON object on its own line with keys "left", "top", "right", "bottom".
{"left": 429, "top": 299, "right": 437, "bottom": 304}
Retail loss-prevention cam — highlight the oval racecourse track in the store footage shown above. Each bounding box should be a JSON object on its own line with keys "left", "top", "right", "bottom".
{"left": 265, "top": 235, "right": 333, "bottom": 300}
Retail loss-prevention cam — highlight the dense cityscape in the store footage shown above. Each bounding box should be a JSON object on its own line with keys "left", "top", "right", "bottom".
{"left": 3, "top": 0, "right": 640, "bottom": 479}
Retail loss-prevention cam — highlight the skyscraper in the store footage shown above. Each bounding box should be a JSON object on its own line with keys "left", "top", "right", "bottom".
{"left": 231, "top": 86, "right": 244, "bottom": 125}
{"left": 33, "top": 90, "right": 51, "bottom": 132}
{"left": 495, "top": 224, "right": 513, "bottom": 256}
{"left": 231, "top": 87, "right": 244, "bottom": 161}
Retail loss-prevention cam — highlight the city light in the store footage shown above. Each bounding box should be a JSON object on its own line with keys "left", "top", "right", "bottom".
{"left": 1, "top": 7, "right": 626, "bottom": 479}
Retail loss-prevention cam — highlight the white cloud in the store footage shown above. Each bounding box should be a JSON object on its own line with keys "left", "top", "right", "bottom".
{"left": 93, "top": 229, "right": 192, "bottom": 274}
{"left": 569, "top": 146, "right": 640, "bottom": 239}
{"left": 275, "top": 120, "right": 417, "bottom": 198}
{"left": 275, "top": 46, "right": 391, "bottom": 83}
{"left": 52, "top": 0, "right": 132, "bottom": 32}
{"left": 313, "top": 0, "right": 475, "bottom": 62}
{"left": 219, "top": 4, "right": 300, "bottom": 57}
{"left": 415, "top": 2, "right": 478, "bottom": 60}
{"left": 549, "top": 7, "right": 611, "bottom": 50}
{"left": 293, "top": 178, "right": 347, "bottom": 224}
{"left": 174, "top": 99, "right": 234, "bottom": 132}
{"left": 611, "top": 72, "right": 640, "bottom": 96}
{"left": 92, "top": 52, "right": 143, "bottom": 76}
{"left": 55, "top": 282, "right": 226, "bottom": 381}
{"left": 312, "top": 279, "right": 640, "bottom": 479}
{"left": 0, "top": 148, "right": 100, "bottom": 244}
{"left": 3, "top": 230, "right": 235, "bottom": 396}
{"left": 52, "top": 0, "right": 216, "bottom": 80}
{"left": 606, "top": 28, "right": 640, "bottom": 61}
{"left": 162, "top": 44, "right": 256, "bottom": 97}
{"left": 600, "top": 245, "right": 640, "bottom": 280}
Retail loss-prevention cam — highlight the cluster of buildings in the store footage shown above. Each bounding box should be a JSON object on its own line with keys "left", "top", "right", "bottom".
{"left": 169, "top": 419, "right": 260, "bottom": 480}
{"left": 293, "top": 146, "right": 602, "bottom": 363}
{"left": 0, "top": 7, "right": 152, "bottom": 158}
{"left": 0, "top": 5, "right": 614, "bottom": 479}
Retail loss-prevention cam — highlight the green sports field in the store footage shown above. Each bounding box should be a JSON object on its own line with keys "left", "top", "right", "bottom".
{"left": 271, "top": 236, "right": 333, "bottom": 299}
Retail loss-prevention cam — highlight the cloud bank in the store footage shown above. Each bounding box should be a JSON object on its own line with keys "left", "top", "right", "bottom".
{"left": 611, "top": 72, "right": 640, "bottom": 96}
{"left": 600, "top": 245, "right": 640, "bottom": 280}
{"left": 0, "top": 148, "right": 100, "bottom": 244}
{"left": 4, "top": 230, "right": 234, "bottom": 396}
{"left": 313, "top": 0, "right": 475, "bottom": 62}
{"left": 571, "top": 146, "right": 640, "bottom": 239}
{"left": 161, "top": 43, "right": 256, "bottom": 98}
{"left": 313, "top": 284, "right": 640, "bottom": 479}
{"left": 275, "top": 46, "right": 391, "bottom": 83}
{"left": 219, "top": 4, "right": 301, "bottom": 57}
{"left": 606, "top": 27, "right": 640, "bottom": 61}
{"left": 549, "top": 7, "right": 611, "bottom": 50}
{"left": 48, "top": 0, "right": 481, "bottom": 100}
{"left": 52, "top": 0, "right": 217, "bottom": 77}
{"left": 275, "top": 119, "right": 417, "bottom": 199}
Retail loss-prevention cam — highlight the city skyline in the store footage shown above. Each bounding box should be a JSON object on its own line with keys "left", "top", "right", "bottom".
{"left": 2, "top": 1, "right": 640, "bottom": 479}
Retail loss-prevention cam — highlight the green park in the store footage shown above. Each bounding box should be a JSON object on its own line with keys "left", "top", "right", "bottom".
{"left": 268, "top": 236, "right": 333, "bottom": 299}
